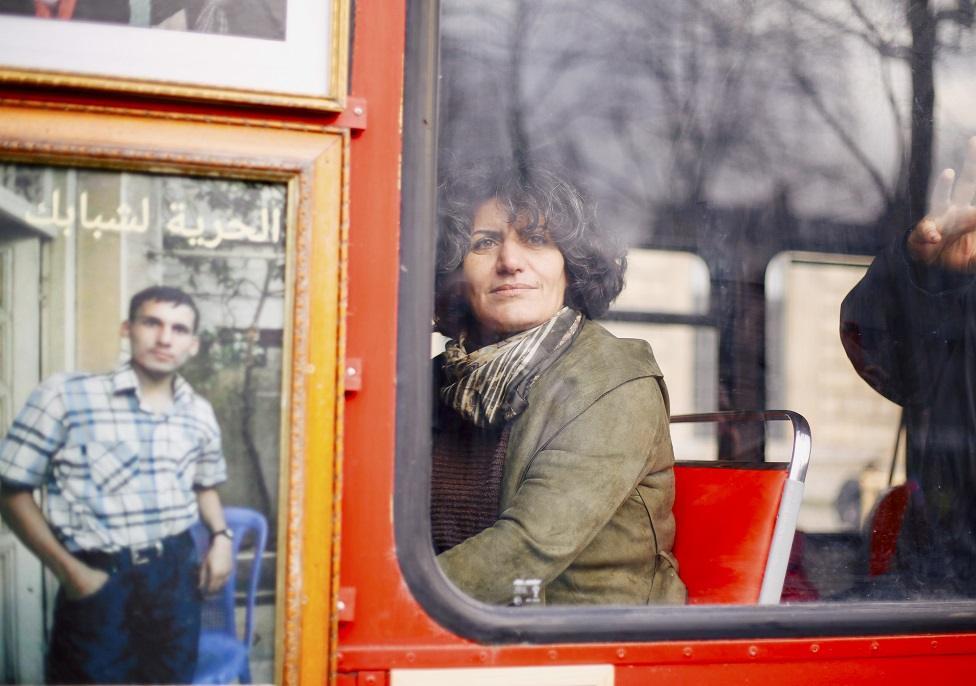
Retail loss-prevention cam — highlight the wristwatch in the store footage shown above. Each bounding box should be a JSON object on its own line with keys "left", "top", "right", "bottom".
{"left": 210, "top": 528, "right": 234, "bottom": 542}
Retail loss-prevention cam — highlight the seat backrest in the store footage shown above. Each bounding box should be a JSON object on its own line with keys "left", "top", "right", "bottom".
{"left": 672, "top": 462, "right": 787, "bottom": 604}
{"left": 669, "top": 411, "right": 811, "bottom": 605}
{"left": 190, "top": 507, "right": 269, "bottom": 646}
{"left": 865, "top": 479, "right": 926, "bottom": 577}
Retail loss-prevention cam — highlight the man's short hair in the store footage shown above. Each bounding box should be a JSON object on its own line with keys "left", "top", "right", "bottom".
{"left": 128, "top": 286, "right": 200, "bottom": 332}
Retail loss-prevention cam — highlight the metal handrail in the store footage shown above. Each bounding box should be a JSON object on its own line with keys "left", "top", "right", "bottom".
{"left": 670, "top": 410, "right": 811, "bottom": 483}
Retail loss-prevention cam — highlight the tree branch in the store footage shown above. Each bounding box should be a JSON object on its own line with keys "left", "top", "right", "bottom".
{"left": 785, "top": 0, "right": 910, "bottom": 60}
{"left": 845, "top": 0, "right": 887, "bottom": 44}
{"left": 791, "top": 69, "right": 893, "bottom": 205}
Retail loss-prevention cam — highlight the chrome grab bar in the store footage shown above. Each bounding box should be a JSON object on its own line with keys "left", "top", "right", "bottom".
{"left": 669, "top": 410, "right": 812, "bottom": 484}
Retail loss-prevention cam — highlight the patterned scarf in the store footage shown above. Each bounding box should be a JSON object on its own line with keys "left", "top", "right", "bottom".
{"left": 440, "top": 307, "right": 583, "bottom": 428}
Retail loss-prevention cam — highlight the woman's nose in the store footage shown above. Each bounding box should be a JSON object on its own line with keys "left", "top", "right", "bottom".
{"left": 496, "top": 236, "right": 526, "bottom": 272}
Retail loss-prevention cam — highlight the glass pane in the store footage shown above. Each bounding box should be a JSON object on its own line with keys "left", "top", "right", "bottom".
{"left": 434, "top": 0, "right": 976, "bottom": 608}
{"left": 610, "top": 249, "right": 709, "bottom": 315}
{"left": 767, "top": 253, "right": 903, "bottom": 533}
{"left": 0, "top": 163, "right": 285, "bottom": 679}
{"left": 0, "top": 1, "right": 287, "bottom": 40}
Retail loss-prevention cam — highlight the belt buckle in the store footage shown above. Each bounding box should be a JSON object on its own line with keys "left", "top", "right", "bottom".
{"left": 130, "top": 540, "right": 163, "bottom": 565}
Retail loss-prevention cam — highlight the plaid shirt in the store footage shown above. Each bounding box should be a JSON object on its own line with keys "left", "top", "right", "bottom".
{"left": 0, "top": 363, "right": 226, "bottom": 552}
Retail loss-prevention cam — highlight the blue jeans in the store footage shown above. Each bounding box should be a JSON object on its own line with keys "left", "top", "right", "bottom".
{"left": 47, "top": 531, "right": 202, "bottom": 685}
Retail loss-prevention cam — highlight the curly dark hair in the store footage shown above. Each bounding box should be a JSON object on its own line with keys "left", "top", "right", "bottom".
{"left": 434, "top": 161, "right": 626, "bottom": 340}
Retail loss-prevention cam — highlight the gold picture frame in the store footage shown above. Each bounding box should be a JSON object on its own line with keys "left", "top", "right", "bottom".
{"left": 0, "top": 100, "right": 346, "bottom": 685}
{"left": 0, "top": 0, "right": 349, "bottom": 111}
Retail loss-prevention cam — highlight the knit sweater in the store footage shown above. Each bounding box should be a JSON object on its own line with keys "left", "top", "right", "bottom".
{"left": 430, "top": 404, "right": 511, "bottom": 553}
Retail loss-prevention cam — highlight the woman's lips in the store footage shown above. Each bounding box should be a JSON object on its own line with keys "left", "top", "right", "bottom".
{"left": 491, "top": 283, "right": 535, "bottom": 294}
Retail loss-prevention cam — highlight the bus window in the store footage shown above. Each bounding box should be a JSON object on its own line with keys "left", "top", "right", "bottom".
{"left": 395, "top": 0, "right": 976, "bottom": 640}
{"left": 767, "top": 252, "right": 903, "bottom": 532}
{"left": 767, "top": 252, "right": 905, "bottom": 598}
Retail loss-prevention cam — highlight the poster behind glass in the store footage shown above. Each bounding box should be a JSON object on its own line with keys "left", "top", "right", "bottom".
{"left": 0, "top": 163, "right": 286, "bottom": 681}
{"left": 0, "top": 0, "right": 285, "bottom": 40}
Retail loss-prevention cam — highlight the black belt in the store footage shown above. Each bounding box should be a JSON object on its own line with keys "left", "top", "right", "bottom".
{"left": 74, "top": 530, "right": 193, "bottom": 573}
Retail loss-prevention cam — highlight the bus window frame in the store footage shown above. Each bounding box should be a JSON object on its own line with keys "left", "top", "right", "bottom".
{"left": 394, "top": 0, "right": 976, "bottom": 644}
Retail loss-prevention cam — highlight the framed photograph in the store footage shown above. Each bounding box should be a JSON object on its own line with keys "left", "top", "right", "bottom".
{"left": 0, "top": 101, "right": 346, "bottom": 684}
{"left": 0, "top": 0, "right": 349, "bottom": 110}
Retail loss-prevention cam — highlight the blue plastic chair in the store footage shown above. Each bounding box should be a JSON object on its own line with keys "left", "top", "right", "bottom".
{"left": 190, "top": 507, "right": 268, "bottom": 684}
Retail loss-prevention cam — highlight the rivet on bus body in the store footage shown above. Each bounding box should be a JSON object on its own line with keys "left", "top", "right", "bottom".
{"left": 871, "top": 642, "right": 879, "bottom": 651}
{"left": 616, "top": 648, "right": 626, "bottom": 659}
{"left": 682, "top": 647, "right": 693, "bottom": 658}
{"left": 405, "top": 652, "right": 416, "bottom": 663}
{"left": 337, "top": 600, "right": 346, "bottom": 612}
{"left": 810, "top": 644, "right": 820, "bottom": 654}
{"left": 364, "top": 676, "right": 376, "bottom": 685}
{"left": 354, "top": 107, "right": 365, "bottom": 117}
{"left": 548, "top": 650, "right": 558, "bottom": 660}
{"left": 931, "top": 641, "right": 938, "bottom": 650}
{"left": 748, "top": 645, "right": 759, "bottom": 657}
{"left": 478, "top": 652, "right": 488, "bottom": 663}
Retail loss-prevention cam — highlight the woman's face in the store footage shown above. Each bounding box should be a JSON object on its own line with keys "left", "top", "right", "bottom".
{"left": 462, "top": 198, "right": 568, "bottom": 342}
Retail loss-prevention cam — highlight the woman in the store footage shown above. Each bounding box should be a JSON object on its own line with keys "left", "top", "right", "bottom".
{"left": 430, "top": 162, "right": 686, "bottom": 606}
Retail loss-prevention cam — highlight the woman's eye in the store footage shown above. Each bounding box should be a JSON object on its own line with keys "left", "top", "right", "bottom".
{"left": 470, "top": 237, "right": 498, "bottom": 252}
{"left": 525, "top": 233, "right": 549, "bottom": 246}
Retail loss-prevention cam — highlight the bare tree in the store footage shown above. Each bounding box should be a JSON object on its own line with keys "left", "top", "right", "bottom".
{"left": 786, "top": 0, "right": 975, "bottom": 227}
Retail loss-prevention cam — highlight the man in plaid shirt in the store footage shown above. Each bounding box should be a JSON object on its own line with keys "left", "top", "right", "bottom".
{"left": 0, "top": 285, "right": 233, "bottom": 684}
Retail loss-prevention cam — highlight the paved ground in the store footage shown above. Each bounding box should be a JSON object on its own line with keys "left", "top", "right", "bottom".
{"left": 244, "top": 603, "right": 275, "bottom": 684}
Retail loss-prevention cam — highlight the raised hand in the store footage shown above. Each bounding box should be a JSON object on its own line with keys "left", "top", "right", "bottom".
{"left": 908, "top": 136, "right": 976, "bottom": 272}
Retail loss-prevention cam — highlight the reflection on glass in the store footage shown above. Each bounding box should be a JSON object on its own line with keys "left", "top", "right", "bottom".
{"left": 438, "top": 0, "right": 976, "bottom": 604}
{"left": 0, "top": 163, "right": 284, "bottom": 681}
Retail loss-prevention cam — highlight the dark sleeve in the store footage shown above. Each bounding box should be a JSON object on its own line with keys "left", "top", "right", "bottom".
{"left": 840, "top": 231, "right": 976, "bottom": 407}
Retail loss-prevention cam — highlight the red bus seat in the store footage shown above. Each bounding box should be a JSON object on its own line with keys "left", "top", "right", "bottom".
{"left": 866, "top": 479, "right": 924, "bottom": 577}
{"left": 669, "top": 411, "right": 811, "bottom": 605}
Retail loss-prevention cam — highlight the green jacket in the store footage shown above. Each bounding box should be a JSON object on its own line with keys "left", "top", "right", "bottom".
{"left": 437, "top": 320, "right": 687, "bottom": 605}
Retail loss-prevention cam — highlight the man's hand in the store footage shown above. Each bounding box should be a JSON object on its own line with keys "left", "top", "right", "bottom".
{"left": 198, "top": 535, "right": 233, "bottom": 594}
{"left": 908, "top": 136, "right": 976, "bottom": 271}
{"left": 63, "top": 563, "right": 110, "bottom": 601}
{"left": 0, "top": 486, "right": 114, "bottom": 603}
